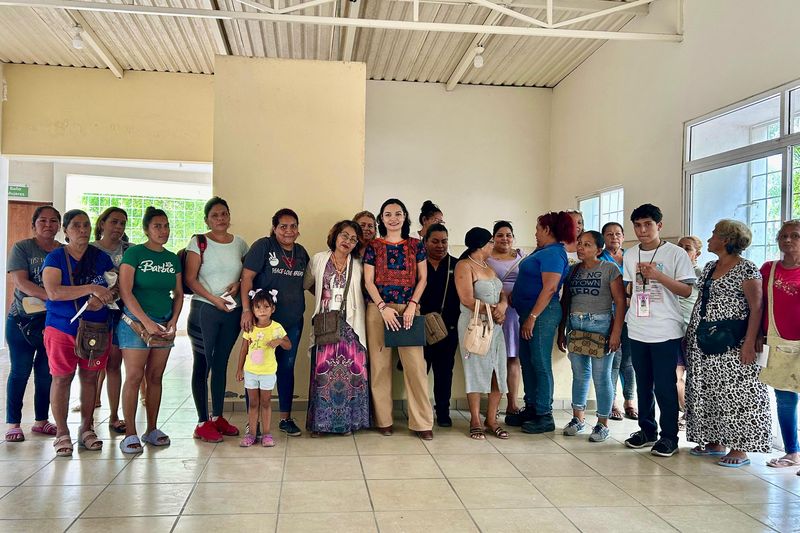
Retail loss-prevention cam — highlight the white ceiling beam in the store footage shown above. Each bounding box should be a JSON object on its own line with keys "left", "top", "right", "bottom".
{"left": 277, "top": 0, "right": 335, "bottom": 14}
{"left": 340, "top": 0, "right": 361, "bottom": 61}
{"left": 68, "top": 10, "right": 124, "bottom": 78}
{"left": 1, "top": 0, "right": 681, "bottom": 42}
{"left": 546, "top": 0, "right": 553, "bottom": 25}
{"left": 391, "top": 0, "right": 650, "bottom": 15}
{"left": 550, "top": 0, "right": 654, "bottom": 28}
{"left": 445, "top": 10, "right": 503, "bottom": 91}
{"left": 231, "top": 0, "right": 277, "bottom": 14}
{"left": 468, "top": 0, "right": 549, "bottom": 28}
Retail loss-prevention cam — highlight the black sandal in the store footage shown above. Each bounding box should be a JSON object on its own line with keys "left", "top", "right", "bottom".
{"left": 487, "top": 425, "right": 510, "bottom": 439}
{"left": 469, "top": 427, "right": 486, "bottom": 440}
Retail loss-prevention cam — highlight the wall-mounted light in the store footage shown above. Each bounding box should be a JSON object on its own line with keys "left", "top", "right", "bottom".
{"left": 473, "top": 46, "right": 485, "bottom": 69}
{"left": 71, "top": 24, "right": 84, "bottom": 50}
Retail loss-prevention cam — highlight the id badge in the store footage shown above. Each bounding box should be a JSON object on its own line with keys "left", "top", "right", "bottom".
{"left": 329, "top": 287, "right": 345, "bottom": 311}
{"left": 636, "top": 292, "right": 651, "bottom": 317}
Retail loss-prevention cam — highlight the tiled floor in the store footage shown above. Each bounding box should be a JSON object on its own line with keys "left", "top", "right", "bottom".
{"left": 0, "top": 337, "right": 798, "bottom": 532}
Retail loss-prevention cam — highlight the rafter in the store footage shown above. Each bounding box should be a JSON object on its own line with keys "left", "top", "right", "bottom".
{"left": 0, "top": 0, "right": 681, "bottom": 42}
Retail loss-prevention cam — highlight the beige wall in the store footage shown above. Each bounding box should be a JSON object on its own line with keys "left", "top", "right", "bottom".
{"left": 366, "top": 81, "right": 551, "bottom": 251}
{"left": 213, "top": 56, "right": 366, "bottom": 402}
{"left": 548, "top": 0, "right": 800, "bottom": 402}
{"left": 550, "top": 0, "right": 800, "bottom": 238}
{"left": 1, "top": 65, "right": 213, "bottom": 162}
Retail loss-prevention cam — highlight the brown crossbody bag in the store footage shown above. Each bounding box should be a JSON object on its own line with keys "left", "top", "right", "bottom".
{"left": 65, "top": 251, "right": 110, "bottom": 360}
{"left": 312, "top": 255, "right": 353, "bottom": 346}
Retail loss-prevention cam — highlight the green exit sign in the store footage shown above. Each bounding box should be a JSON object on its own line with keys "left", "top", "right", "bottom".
{"left": 8, "top": 184, "right": 29, "bottom": 198}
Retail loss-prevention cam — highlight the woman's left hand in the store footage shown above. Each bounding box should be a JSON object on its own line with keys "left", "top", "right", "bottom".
{"left": 224, "top": 281, "right": 240, "bottom": 298}
{"left": 86, "top": 295, "right": 104, "bottom": 311}
{"left": 402, "top": 303, "right": 416, "bottom": 330}
{"left": 608, "top": 332, "right": 622, "bottom": 353}
{"left": 165, "top": 319, "right": 178, "bottom": 335}
{"left": 492, "top": 302, "right": 507, "bottom": 324}
{"left": 740, "top": 342, "right": 757, "bottom": 365}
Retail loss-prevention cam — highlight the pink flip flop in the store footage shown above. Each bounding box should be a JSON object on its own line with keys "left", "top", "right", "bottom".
{"left": 31, "top": 422, "right": 57, "bottom": 436}
{"left": 5, "top": 427, "right": 24, "bottom": 442}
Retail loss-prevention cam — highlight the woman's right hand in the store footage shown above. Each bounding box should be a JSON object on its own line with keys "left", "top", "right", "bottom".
{"left": 381, "top": 306, "right": 401, "bottom": 331}
{"left": 556, "top": 330, "right": 567, "bottom": 353}
{"left": 521, "top": 315, "right": 536, "bottom": 341}
{"left": 755, "top": 334, "right": 764, "bottom": 353}
{"left": 212, "top": 296, "right": 231, "bottom": 313}
{"left": 91, "top": 285, "right": 115, "bottom": 305}
{"left": 144, "top": 319, "right": 167, "bottom": 336}
{"left": 240, "top": 309, "right": 254, "bottom": 332}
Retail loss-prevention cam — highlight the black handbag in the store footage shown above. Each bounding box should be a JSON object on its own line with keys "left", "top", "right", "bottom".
{"left": 312, "top": 255, "right": 353, "bottom": 346}
{"left": 384, "top": 315, "right": 426, "bottom": 347}
{"left": 695, "top": 263, "right": 748, "bottom": 356}
{"left": 17, "top": 313, "right": 46, "bottom": 348}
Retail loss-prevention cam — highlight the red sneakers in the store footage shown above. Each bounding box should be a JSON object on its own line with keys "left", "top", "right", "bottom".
{"left": 213, "top": 416, "right": 240, "bottom": 437}
{"left": 193, "top": 421, "right": 223, "bottom": 443}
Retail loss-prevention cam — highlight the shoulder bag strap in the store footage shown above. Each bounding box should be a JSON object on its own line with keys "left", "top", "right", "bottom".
{"left": 767, "top": 260, "right": 780, "bottom": 338}
{"left": 340, "top": 255, "right": 354, "bottom": 314}
{"left": 500, "top": 254, "right": 525, "bottom": 283}
{"left": 64, "top": 249, "right": 80, "bottom": 313}
{"left": 698, "top": 262, "right": 717, "bottom": 320}
{"left": 439, "top": 256, "right": 451, "bottom": 313}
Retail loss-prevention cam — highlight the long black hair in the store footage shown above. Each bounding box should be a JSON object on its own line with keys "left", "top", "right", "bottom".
{"left": 376, "top": 198, "right": 411, "bottom": 238}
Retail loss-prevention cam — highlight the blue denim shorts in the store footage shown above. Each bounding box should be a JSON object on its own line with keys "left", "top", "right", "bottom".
{"left": 115, "top": 309, "right": 174, "bottom": 350}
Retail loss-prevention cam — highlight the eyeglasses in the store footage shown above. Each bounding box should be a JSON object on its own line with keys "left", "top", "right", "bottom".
{"left": 339, "top": 234, "right": 359, "bottom": 244}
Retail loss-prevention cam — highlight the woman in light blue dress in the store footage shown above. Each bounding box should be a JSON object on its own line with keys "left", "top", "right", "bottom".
{"left": 455, "top": 227, "right": 509, "bottom": 440}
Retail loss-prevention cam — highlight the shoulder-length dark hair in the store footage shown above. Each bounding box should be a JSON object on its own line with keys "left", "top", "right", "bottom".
{"left": 270, "top": 208, "right": 299, "bottom": 237}
{"left": 376, "top": 198, "right": 411, "bottom": 239}
{"left": 94, "top": 206, "right": 128, "bottom": 241}
{"left": 538, "top": 211, "right": 577, "bottom": 244}
{"left": 327, "top": 220, "right": 363, "bottom": 256}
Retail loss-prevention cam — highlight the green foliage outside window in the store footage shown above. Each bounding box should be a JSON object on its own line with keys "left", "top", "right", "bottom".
{"left": 80, "top": 193, "right": 207, "bottom": 249}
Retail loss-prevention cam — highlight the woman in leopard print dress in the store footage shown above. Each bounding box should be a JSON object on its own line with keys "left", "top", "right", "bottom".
{"left": 685, "top": 220, "right": 772, "bottom": 468}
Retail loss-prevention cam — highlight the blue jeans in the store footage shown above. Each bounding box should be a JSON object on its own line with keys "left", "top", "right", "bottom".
{"left": 567, "top": 313, "right": 614, "bottom": 418}
{"left": 611, "top": 325, "right": 636, "bottom": 402}
{"left": 518, "top": 299, "right": 561, "bottom": 415}
{"left": 276, "top": 322, "right": 303, "bottom": 414}
{"left": 775, "top": 389, "right": 799, "bottom": 454}
{"left": 5, "top": 314, "right": 52, "bottom": 424}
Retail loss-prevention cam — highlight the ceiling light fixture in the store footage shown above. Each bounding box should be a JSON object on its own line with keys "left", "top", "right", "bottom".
{"left": 473, "top": 46, "right": 485, "bottom": 69}
{"left": 71, "top": 24, "right": 84, "bottom": 50}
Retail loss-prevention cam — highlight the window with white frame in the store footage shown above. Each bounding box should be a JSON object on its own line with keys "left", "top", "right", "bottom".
{"left": 578, "top": 187, "right": 624, "bottom": 232}
{"left": 685, "top": 80, "right": 800, "bottom": 267}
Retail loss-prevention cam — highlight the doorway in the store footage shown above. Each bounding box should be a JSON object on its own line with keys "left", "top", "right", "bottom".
{"left": 5, "top": 200, "right": 53, "bottom": 315}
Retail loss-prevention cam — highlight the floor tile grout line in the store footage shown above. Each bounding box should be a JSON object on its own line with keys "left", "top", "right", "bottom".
{"left": 168, "top": 441, "right": 215, "bottom": 533}
{"left": 353, "top": 432, "right": 381, "bottom": 532}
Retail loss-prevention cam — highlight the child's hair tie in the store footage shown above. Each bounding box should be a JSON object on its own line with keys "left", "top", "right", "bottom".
{"left": 248, "top": 288, "right": 262, "bottom": 299}
{"left": 269, "top": 289, "right": 278, "bottom": 303}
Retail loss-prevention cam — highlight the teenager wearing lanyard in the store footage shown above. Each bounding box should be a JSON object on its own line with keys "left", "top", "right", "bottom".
{"left": 622, "top": 204, "right": 695, "bottom": 457}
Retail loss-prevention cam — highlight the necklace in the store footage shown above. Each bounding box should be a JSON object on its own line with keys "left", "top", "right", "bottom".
{"left": 281, "top": 244, "right": 296, "bottom": 268}
{"left": 331, "top": 253, "right": 347, "bottom": 274}
{"left": 468, "top": 256, "right": 488, "bottom": 269}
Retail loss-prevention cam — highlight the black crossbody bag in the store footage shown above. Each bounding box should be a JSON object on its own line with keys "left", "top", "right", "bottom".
{"left": 695, "top": 263, "right": 748, "bottom": 356}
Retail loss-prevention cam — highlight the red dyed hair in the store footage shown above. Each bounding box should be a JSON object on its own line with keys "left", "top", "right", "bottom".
{"left": 538, "top": 211, "right": 577, "bottom": 244}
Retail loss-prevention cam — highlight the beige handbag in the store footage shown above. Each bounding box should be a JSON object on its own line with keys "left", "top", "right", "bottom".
{"left": 424, "top": 257, "right": 451, "bottom": 345}
{"left": 759, "top": 261, "right": 800, "bottom": 393}
{"left": 463, "top": 299, "right": 494, "bottom": 356}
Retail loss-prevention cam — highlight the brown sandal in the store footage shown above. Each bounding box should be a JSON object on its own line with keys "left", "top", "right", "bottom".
{"left": 486, "top": 425, "right": 510, "bottom": 440}
{"left": 624, "top": 407, "right": 639, "bottom": 420}
{"left": 469, "top": 427, "right": 486, "bottom": 440}
{"left": 609, "top": 406, "right": 624, "bottom": 421}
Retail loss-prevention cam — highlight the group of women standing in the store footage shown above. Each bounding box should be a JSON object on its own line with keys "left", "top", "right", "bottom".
{"left": 6, "top": 197, "right": 800, "bottom": 465}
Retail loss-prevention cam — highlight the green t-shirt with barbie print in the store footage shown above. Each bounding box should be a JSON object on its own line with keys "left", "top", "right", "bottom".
{"left": 242, "top": 321, "right": 286, "bottom": 375}
{"left": 121, "top": 244, "right": 181, "bottom": 317}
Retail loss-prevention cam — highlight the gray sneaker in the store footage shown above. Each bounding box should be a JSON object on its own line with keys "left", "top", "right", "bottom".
{"left": 589, "top": 424, "right": 610, "bottom": 442}
{"left": 563, "top": 417, "right": 586, "bottom": 436}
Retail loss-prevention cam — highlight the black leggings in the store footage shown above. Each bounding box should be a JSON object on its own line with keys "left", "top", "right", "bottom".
{"left": 423, "top": 328, "right": 459, "bottom": 416}
{"left": 188, "top": 300, "right": 242, "bottom": 422}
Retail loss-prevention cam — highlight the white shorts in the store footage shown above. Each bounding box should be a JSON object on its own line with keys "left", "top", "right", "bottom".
{"left": 243, "top": 371, "right": 277, "bottom": 391}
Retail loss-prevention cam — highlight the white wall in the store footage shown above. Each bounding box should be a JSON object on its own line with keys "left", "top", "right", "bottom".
{"left": 550, "top": 0, "right": 800, "bottom": 239}
{"left": 365, "top": 81, "right": 551, "bottom": 250}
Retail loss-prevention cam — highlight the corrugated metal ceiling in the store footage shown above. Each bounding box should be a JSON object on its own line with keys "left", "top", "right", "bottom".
{"left": 0, "top": 0, "right": 641, "bottom": 87}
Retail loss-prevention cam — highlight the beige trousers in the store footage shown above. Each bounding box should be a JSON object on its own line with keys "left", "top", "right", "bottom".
{"left": 366, "top": 303, "right": 433, "bottom": 431}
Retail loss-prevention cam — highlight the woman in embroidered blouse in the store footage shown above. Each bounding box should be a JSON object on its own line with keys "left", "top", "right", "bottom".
{"left": 305, "top": 220, "right": 370, "bottom": 435}
{"left": 363, "top": 198, "right": 433, "bottom": 440}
